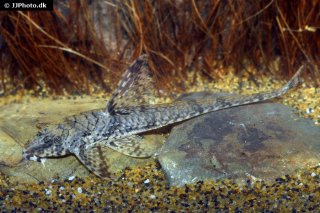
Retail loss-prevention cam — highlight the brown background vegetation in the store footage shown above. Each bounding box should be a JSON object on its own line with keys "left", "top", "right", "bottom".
{"left": 0, "top": 0, "right": 319, "bottom": 95}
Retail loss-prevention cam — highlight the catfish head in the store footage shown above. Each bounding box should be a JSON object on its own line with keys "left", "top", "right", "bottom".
{"left": 23, "top": 125, "right": 71, "bottom": 162}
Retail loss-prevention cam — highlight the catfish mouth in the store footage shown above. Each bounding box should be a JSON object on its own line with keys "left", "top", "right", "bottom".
{"left": 23, "top": 141, "right": 42, "bottom": 162}
{"left": 22, "top": 137, "right": 48, "bottom": 162}
{"left": 23, "top": 150, "right": 42, "bottom": 162}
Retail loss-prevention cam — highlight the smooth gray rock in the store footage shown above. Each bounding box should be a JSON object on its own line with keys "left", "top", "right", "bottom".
{"left": 157, "top": 92, "right": 320, "bottom": 186}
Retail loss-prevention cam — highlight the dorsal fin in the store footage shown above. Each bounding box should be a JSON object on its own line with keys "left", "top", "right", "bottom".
{"left": 106, "top": 55, "right": 156, "bottom": 115}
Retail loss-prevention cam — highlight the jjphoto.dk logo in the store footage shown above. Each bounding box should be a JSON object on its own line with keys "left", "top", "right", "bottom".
{"left": 4, "top": 2, "right": 47, "bottom": 9}
{"left": 1, "top": 1, "right": 53, "bottom": 10}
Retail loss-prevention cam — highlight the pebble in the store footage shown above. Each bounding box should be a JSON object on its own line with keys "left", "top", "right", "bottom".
{"left": 68, "top": 176, "right": 75, "bottom": 181}
{"left": 45, "top": 189, "right": 51, "bottom": 196}
{"left": 150, "top": 195, "right": 156, "bottom": 199}
{"left": 306, "top": 108, "right": 314, "bottom": 114}
{"left": 144, "top": 179, "right": 150, "bottom": 184}
{"left": 77, "top": 187, "right": 82, "bottom": 194}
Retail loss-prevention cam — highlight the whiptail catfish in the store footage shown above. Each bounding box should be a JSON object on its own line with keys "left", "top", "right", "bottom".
{"left": 23, "top": 55, "right": 304, "bottom": 177}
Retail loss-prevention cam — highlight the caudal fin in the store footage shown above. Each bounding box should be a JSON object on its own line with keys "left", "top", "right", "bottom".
{"left": 280, "top": 65, "right": 305, "bottom": 94}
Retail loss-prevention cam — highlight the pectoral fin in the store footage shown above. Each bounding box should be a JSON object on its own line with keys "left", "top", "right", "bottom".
{"left": 75, "top": 135, "right": 161, "bottom": 177}
{"left": 75, "top": 143, "right": 110, "bottom": 178}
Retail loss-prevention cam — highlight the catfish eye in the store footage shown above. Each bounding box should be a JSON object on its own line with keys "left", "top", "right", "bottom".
{"left": 43, "top": 136, "right": 51, "bottom": 142}
{"left": 53, "top": 136, "right": 62, "bottom": 143}
{"left": 81, "top": 131, "right": 91, "bottom": 137}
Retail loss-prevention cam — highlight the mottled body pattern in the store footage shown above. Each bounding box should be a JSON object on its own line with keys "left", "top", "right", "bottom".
{"left": 23, "top": 55, "right": 304, "bottom": 177}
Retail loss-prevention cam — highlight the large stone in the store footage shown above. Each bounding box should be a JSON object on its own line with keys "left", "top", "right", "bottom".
{"left": 157, "top": 92, "right": 320, "bottom": 186}
{"left": 0, "top": 97, "right": 164, "bottom": 183}
{"left": 0, "top": 129, "right": 22, "bottom": 166}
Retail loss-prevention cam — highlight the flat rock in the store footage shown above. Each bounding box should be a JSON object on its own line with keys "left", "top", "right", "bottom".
{"left": 0, "top": 97, "right": 164, "bottom": 183}
{"left": 0, "top": 129, "right": 22, "bottom": 166}
{"left": 157, "top": 92, "right": 320, "bottom": 186}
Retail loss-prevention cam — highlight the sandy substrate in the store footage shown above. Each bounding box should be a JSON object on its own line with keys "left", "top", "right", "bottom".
{"left": 1, "top": 162, "right": 320, "bottom": 211}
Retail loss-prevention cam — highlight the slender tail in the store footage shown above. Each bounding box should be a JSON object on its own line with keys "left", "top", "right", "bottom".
{"left": 141, "top": 66, "right": 305, "bottom": 129}
{"left": 222, "top": 65, "right": 305, "bottom": 106}
{"left": 277, "top": 65, "right": 304, "bottom": 96}
{"left": 193, "top": 65, "right": 305, "bottom": 113}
